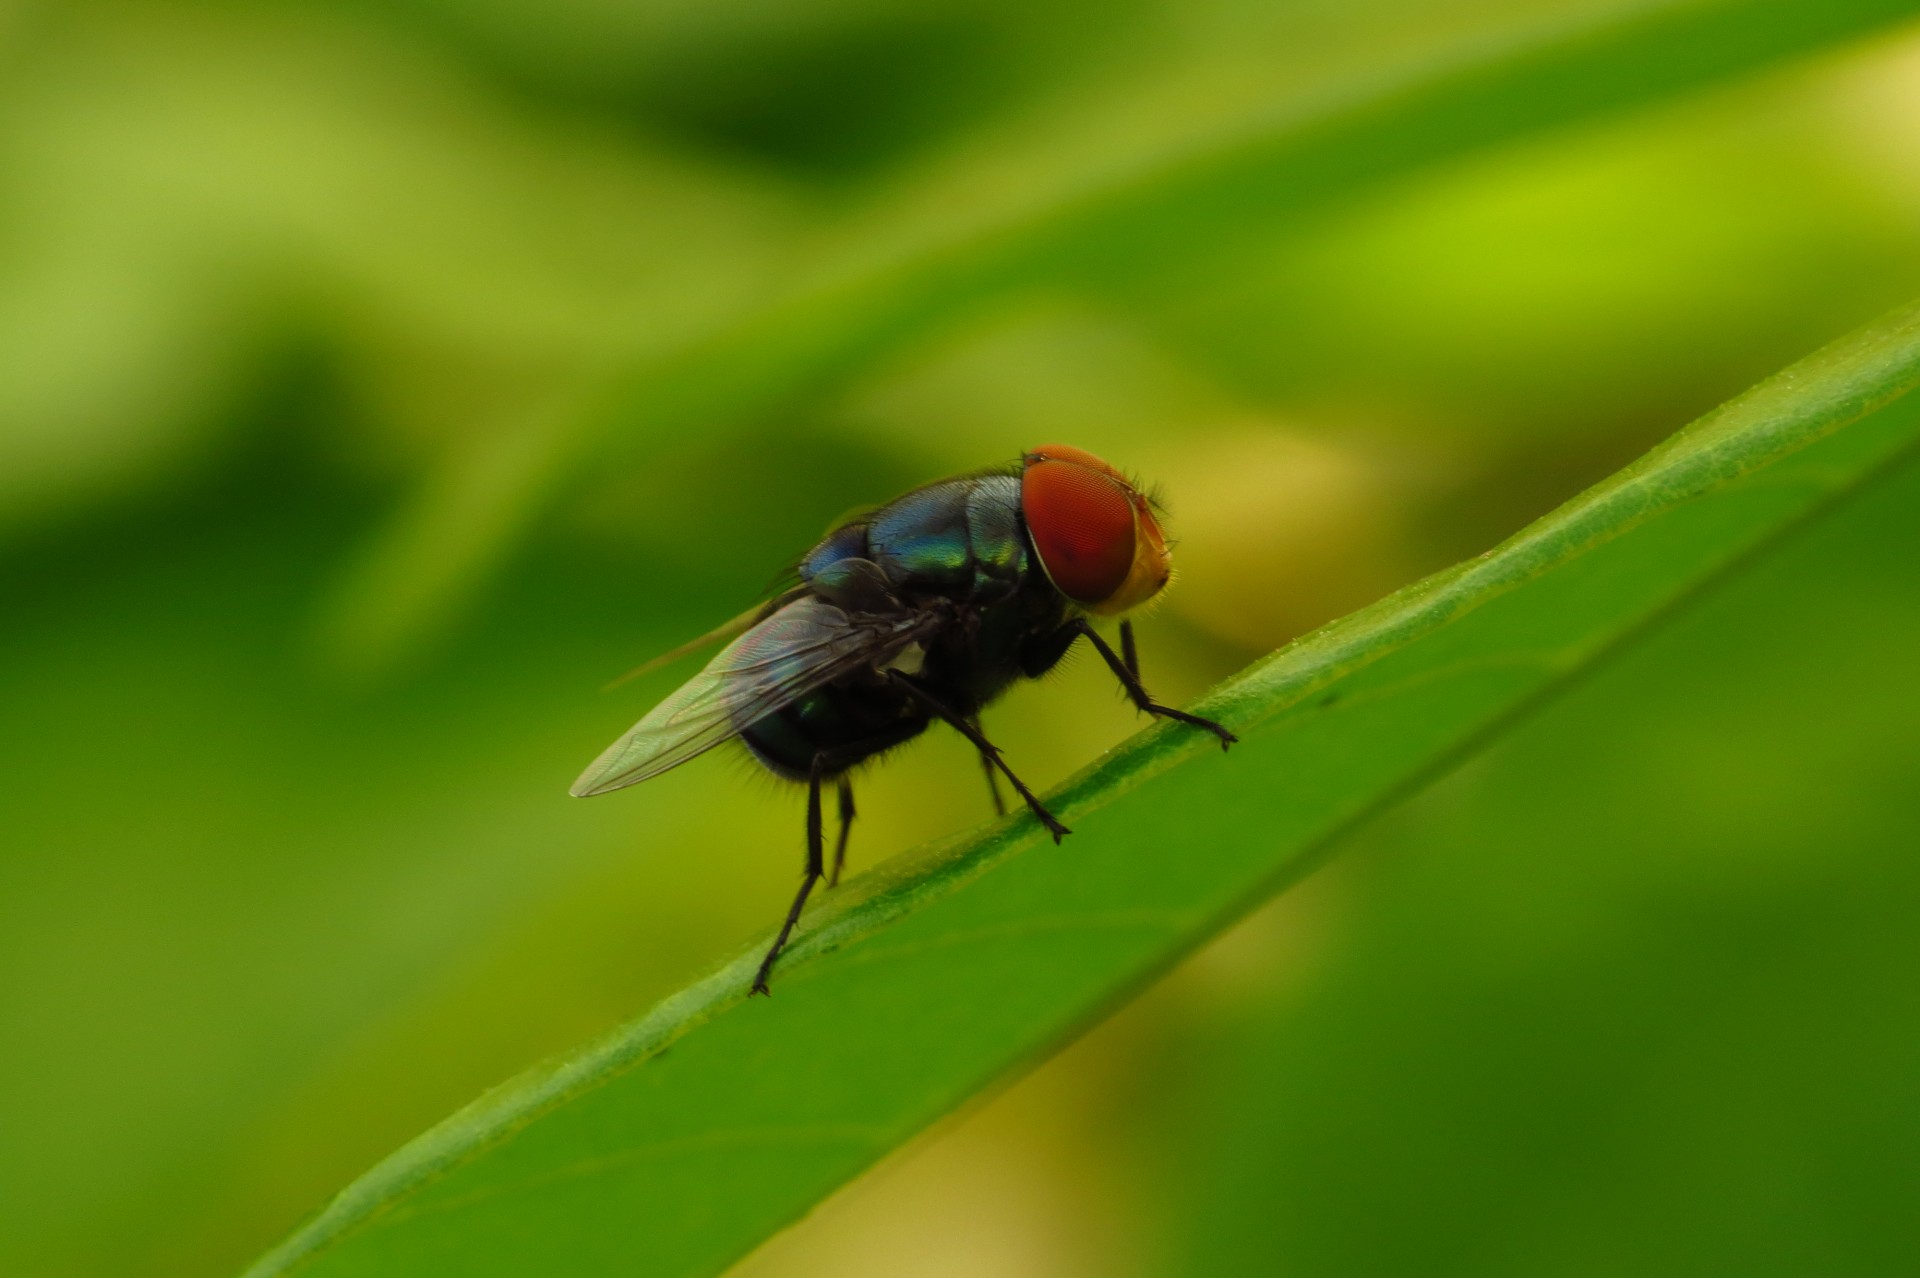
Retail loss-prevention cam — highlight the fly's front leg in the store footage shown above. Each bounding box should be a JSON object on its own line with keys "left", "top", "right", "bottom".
{"left": 1076, "top": 619, "right": 1237, "bottom": 749}
{"left": 886, "top": 671, "right": 1069, "bottom": 842}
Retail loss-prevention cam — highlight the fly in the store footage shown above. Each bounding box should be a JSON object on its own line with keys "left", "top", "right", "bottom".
{"left": 571, "top": 444, "right": 1236, "bottom": 994}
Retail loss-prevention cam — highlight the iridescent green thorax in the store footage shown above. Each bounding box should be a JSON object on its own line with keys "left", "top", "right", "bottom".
{"left": 869, "top": 480, "right": 973, "bottom": 581}
{"left": 960, "top": 476, "right": 1028, "bottom": 584}
{"left": 799, "top": 474, "right": 1028, "bottom": 602}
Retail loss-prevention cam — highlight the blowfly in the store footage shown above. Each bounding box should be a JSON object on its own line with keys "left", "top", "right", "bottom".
{"left": 571, "top": 444, "right": 1235, "bottom": 993}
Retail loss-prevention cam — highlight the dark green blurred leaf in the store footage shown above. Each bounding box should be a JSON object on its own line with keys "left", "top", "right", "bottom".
{"left": 322, "top": 0, "right": 1920, "bottom": 673}
{"left": 244, "top": 300, "right": 1920, "bottom": 1277}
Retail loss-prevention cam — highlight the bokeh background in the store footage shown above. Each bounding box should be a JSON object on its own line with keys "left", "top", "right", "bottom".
{"left": 7, "top": 1, "right": 1920, "bottom": 1275}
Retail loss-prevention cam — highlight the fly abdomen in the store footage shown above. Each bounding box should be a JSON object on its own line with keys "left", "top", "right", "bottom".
{"left": 739, "top": 681, "right": 927, "bottom": 781}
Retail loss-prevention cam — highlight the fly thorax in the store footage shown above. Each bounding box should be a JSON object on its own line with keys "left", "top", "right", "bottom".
{"left": 808, "top": 557, "right": 899, "bottom": 613}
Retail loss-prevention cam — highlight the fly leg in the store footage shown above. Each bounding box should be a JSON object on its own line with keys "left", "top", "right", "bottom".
{"left": 751, "top": 756, "right": 825, "bottom": 997}
{"left": 828, "top": 776, "right": 856, "bottom": 888}
{"left": 751, "top": 717, "right": 930, "bottom": 994}
{"left": 1120, "top": 618, "right": 1141, "bottom": 682}
{"left": 886, "top": 671, "right": 1069, "bottom": 842}
{"left": 970, "top": 717, "right": 1008, "bottom": 817}
{"left": 1076, "top": 619, "right": 1237, "bottom": 749}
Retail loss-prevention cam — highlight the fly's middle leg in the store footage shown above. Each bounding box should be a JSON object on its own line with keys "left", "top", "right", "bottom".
{"left": 970, "top": 717, "right": 1008, "bottom": 817}
{"left": 886, "top": 671, "right": 1069, "bottom": 842}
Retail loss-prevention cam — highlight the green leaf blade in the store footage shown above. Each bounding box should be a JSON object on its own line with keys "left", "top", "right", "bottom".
{"left": 248, "top": 299, "right": 1920, "bottom": 1278}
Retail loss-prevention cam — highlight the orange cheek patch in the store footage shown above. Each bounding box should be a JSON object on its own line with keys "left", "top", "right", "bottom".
{"left": 1021, "top": 458, "right": 1137, "bottom": 604}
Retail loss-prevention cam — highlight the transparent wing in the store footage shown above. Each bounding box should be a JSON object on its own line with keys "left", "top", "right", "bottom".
{"left": 599, "top": 589, "right": 804, "bottom": 692}
{"left": 570, "top": 596, "right": 928, "bottom": 796}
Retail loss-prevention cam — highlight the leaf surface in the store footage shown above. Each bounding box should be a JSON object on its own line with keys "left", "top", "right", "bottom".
{"left": 248, "top": 299, "right": 1920, "bottom": 1278}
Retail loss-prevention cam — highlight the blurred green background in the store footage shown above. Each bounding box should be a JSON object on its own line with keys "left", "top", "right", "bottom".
{"left": 6, "top": 1, "right": 1920, "bottom": 1275}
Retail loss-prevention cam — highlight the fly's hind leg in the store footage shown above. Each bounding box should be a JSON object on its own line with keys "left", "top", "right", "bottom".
{"left": 752, "top": 717, "right": 926, "bottom": 995}
{"left": 828, "top": 776, "right": 856, "bottom": 888}
{"left": 752, "top": 755, "right": 826, "bottom": 997}
{"left": 886, "top": 671, "right": 1069, "bottom": 843}
{"left": 1080, "top": 619, "right": 1237, "bottom": 749}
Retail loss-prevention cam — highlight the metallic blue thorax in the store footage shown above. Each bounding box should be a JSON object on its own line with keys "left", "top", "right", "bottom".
{"left": 799, "top": 474, "right": 1028, "bottom": 604}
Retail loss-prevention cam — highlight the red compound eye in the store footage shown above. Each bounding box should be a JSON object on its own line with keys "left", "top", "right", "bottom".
{"left": 1021, "top": 445, "right": 1138, "bottom": 605}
